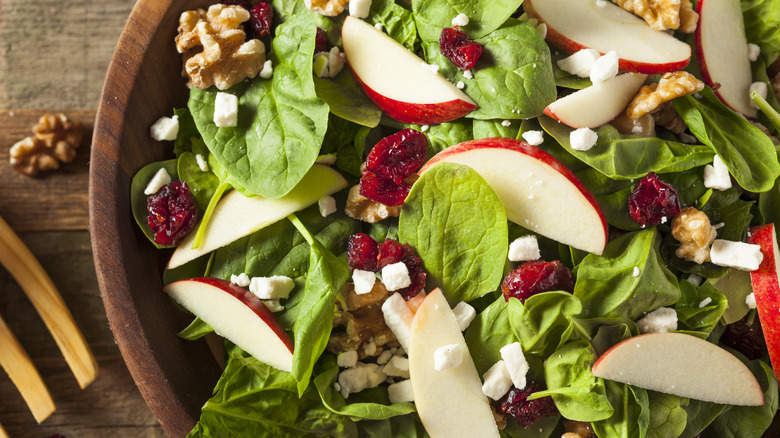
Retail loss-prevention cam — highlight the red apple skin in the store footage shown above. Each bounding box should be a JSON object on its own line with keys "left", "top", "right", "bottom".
{"left": 524, "top": 0, "right": 690, "bottom": 74}
{"left": 348, "top": 65, "right": 478, "bottom": 125}
{"left": 419, "top": 137, "right": 608, "bottom": 254}
{"left": 747, "top": 224, "right": 780, "bottom": 382}
{"left": 165, "top": 277, "right": 294, "bottom": 354}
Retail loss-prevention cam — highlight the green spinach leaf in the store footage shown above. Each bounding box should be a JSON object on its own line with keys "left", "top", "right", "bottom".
{"left": 679, "top": 399, "right": 728, "bottom": 438}
{"left": 673, "top": 280, "right": 727, "bottom": 335}
{"left": 173, "top": 108, "right": 200, "bottom": 157}
{"left": 646, "top": 391, "right": 687, "bottom": 438}
{"left": 177, "top": 151, "right": 220, "bottom": 211}
{"left": 591, "top": 381, "right": 649, "bottom": 438}
{"left": 314, "top": 73, "right": 382, "bottom": 128}
{"left": 464, "top": 296, "right": 516, "bottom": 374}
{"left": 368, "top": 0, "right": 419, "bottom": 50}
{"left": 130, "top": 160, "right": 179, "bottom": 248}
{"left": 740, "top": 0, "right": 780, "bottom": 65}
{"left": 412, "top": 0, "right": 523, "bottom": 42}
{"left": 506, "top": 293, "right": 583, "bottom": 358}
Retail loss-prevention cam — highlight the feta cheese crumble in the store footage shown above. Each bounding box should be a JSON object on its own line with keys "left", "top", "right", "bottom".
{"left": 248, "top": 275, "right": 295, "bottom": 299}
{"left": 259, "top": 60, "right": 273, "bottom": 79}
{"left": 748, "top": 43, "right": 761, "bottom": 62}
{"left": 383, "top": 356, "right": 410, "bottom": 378}
{"left": 698, "top": 297, "right": 712, "bottom": 308}
{"left": 264, "top": 299, "right": 284, "bottom": 313}
{"left": 318, "top": 195, "right": 337, "bottom": 217}
{"left": 590, "top": 51, "right": 619, "bottom": 84}
{"left": 337, "top": 351, "right": 358, "bottom": 368}
{"left": 374, "top": 23, "right": 383, "bottom": 31}
{"left": 482, "top": 360, "right": 513, "bottom": 400}
{"left": 749, "top": 82, "right": 768, "bottom": 109}
{"left": 388, "top": 379, "right": 414, "bottom": 404}
{"left": 508, "top": 235, "right": 541, "bottom": 262}
{"left": 501, "top": 120, "right": 512, "bottom": 127}
{"left": 195, "top": 154, "right": 209, "bottom": 172}
{"left": 463, "top": 69, "right": 473, "bottom": 79}
{"left": 456, "top": 81, "right": 465, "bottom": 89}
{"left": 709, "top": 240, "right": 763, "bottom": 271}
{"left": 382, "top": 293, "right": 414, "bottom": 350}
{"left": 703, "top": 155, "right": 732, "bottom": 191}
{"left": 230, "top": 273, "right": 251, "bottom": 288}
{"left": 150, "top": 115, "right": 179, "bottom": 141}
{"left": 570, "top": 127, "right": 598, "bottom": 151}
{"left": 144, "top": 168, "right": 172, "bottom": 195}
{"left": 746, "top": 292, "right": 757, "bottom": 309}
{"left": 556, "top": 49, "right": 601, "bottom": 78}
{"left": 452, "top": 301, "right": 477, "bottom": 331}
{"left": 632, "top": 266, "right": 640, "bottom": 277}
{"left": 328, "top": 47, "right": 345, "bottom": 77}
{"left": 434, "top": 344, "right": 464, "bottom": 371}
{"left": 352, "top": 269, "right": 377, "bottom": 295}
{"left": 382, "top": 262, "right": 412, "bottom": 291}
{"left": 338, "top": 362, "right": 386, "bottom": 398}
{"left": 500, "top": 342, "right": 529, "bottom": 390}
{"left": 637, "top": 307, "right": 678, "bottom": 333}
{"left": 376, "top": 350, "right": 393, "bottom": 365}
{"left": 521, "top": 130, "right": 544, "bottom": 146}
{"left": 421, "top": 124, "right": 430, "bottom": 132}
{"left": 214, "top": 92, "right": 238, "bottom": 127}
{"left": 451, "top": 13, "right": 469, "bottom": 27}
{"left": 349, "top": 0, "right": 371, "bottom": 18}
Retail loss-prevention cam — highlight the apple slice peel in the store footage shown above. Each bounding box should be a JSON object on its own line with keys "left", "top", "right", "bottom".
{"left": 747, "top": 224, "right": 780, "bottom": 381}
{"left": 592, "top": 332, "right": 764, "bottom": 406}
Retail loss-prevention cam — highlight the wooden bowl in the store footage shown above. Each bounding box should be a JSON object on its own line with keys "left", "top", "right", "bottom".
{"left": 89, "top": 0, "right": 221, "bottom": 436}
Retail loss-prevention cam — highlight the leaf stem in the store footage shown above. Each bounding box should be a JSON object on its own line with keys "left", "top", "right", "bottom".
{"left": 751, "top": 90, "right": 780, "bottom": 132}
{"left": 191, "top": 181, "right": 232, "bottom": 249}
{"left": 287, "top": 213, "right": 315, "bottom": 246}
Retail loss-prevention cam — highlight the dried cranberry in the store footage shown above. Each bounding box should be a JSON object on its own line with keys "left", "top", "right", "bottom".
{"left": 365, "top": 129, "right": 428, "bottom": 185}
{"left": 249, "top": 2, "right": 274, "bottom": 37}
{"left": 315, "top": 27, "right": 328, "bottom": 53}
{"left": 348, "top": 233, "right": 380, "bottom": 272}
{"left": 720, "top": 315, "right": 767, "bottom": 360}
{"left": 377, "top": 239, "right": 427, "bottom": 300}
{"left": 147, "top": 181, "right": 199, "bottom": 247}
{"left": 498, "top": 383, "right": 559, "bottom": 427}
{"left": 359, "top": 171, "right": 411, "bottom": 206}
{"left": 628, "top": 172, "right": 681, "bottom": 227}
{"left": 439, "top": 27, "right": 483, "bottom": 70}
{"left": 502, "top": 260, "right": 573, "bottom": 303}
{"left": 221, "top": 0, "right": 252, "bottom": 10}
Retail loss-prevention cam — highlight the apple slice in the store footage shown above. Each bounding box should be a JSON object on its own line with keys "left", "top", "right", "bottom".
{"left": 342, "top": 16, "right": 477, "bottom": 125}
{"left": 747, "top": 224, "right": 780, "bottom": 381}
{"left": 409, "top": 288, "right": 500, "bottom": 438}
{"left": 545, "top": 73, "right": 647, "bottom": 128}
{"left": 419, "top": 138, "right": 607, "bottom": 254}
{"left": 525, "top": 0, "right": 691, "bottom": 74}
{"left": 168, "top": 164, "right": 347, "bottom": 269}
{"left": 163, "top": 277, "right": 294, "bottom": 372}
{"left": 592, "top": 332, "right": 764, "bottom": 405}
{"left": 695, "top": 0, "right": 756, "bottom": 117}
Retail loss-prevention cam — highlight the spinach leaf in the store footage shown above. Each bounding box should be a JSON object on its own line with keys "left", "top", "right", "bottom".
{"left": 760, "top": 175, "right": 780, "bottom": 227}
{"left": 320, "top": 116, "right": 369, "bottom": 178}
{"left": 368, "top": 0, "right": 418, "bottom": 50}
{"left": 531, "top": 340, "right": 614, "bottom": 422}
{"left": 411, "top": 0, "right": 523, "bottom": 42}
{"left": 422, "top": 19, "right": 557, "bottom": 120}
{"left": 646, "top": 392, "right": 687, "bottom": 438}
{"left": 673, "top": 280, "right": 727, "bottom": 335}
{"left": 313, "top": 357, "right": 416, "bottom": 419}
{"left": 399, "top": 163, "right": 508, "bottom": 303}
{"left": 130, "top": 160, "right": 179, "bottom": 248}
{"left": 575, "top": 229, "right": 680, "bottom": 320}
{"left": 314, "top": 73, "right": 382, "bottom": 128}
{"left": 506, "top": 293, "right": 583, "bottom": 358}
{"left": 740, "top": 0, "right": 780, "bottom": 65}
{"left": 188, "top": 352, "right": 357, "bottom": 437}
{"left": 751, "top": 58, "right": 780, "bottom": 134}
{"left": 358, "top": 415, "right": 428, "bottom": 437}
{"left": 288, "top": 214, "right": 350, "bottom": 396}
{"left": 177, "top": 151, "right": 219, "bottom": 211}
{"left": 273, "top": 0, "right": 341, "bottom": 44}
{"left": 550, "top": 49, "right": 592, "bottom": 90}
{"left": 539, "top": 116, "right": 715, "bottom": 180}
{"left": 472, "top": 119, "right": 522, "bottom": 140}
{"left": 591, "top": 381, "right": 649, "bottom": 438}
{"left": 464, "top": 296, "right": 516, "bottom": 374}
{"left": 710, "top": 268, "right": 754, "bottom": 324}
{"left": 177, "top": 317, "right": 214, "bottom": 341}
{"left": 679, "top": 399, "right": 728, "bottom": 438}
{"left": 173, "top": 108, "right": 200, "bottom": 157}
{"left": 589, "top": 321, "right": 640, "bottom": 356}
{"left": 368, "top": 219, "right": 399, "bottom": 243}
{"left": 189, "top": 14, "right": 329, "bottom": 199}
{"left": 674, "top": 88, "right": 780, "bottom": 193}
{"left": 424, "top": 121, "right": 474, "bottom": 155}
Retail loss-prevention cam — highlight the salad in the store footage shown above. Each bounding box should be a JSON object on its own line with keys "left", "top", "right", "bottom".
{"left": 131, "top": 0, "right": 780, "bottom": 436}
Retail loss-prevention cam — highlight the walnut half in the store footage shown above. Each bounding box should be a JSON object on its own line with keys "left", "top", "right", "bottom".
{"left": 627, "top": 71, "right": 704, "bottom": 120}
{"left": 10, "top": 113, "right": 83, "bottom": 176}
{"left": 671, "top": 207, "right": 717, "bottom": 264}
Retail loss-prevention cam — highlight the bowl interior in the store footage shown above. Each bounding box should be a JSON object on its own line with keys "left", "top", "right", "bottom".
{"left": 90, "top": 0, "right": 221, "bottom": 436}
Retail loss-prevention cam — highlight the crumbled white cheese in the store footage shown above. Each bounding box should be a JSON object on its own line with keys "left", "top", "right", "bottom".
{"left": 452, "top": 301, "right": 477, "bottom": 331}
{"left": 482, "top": 360, "right": 513, "bottom": 400}
{"left": 463, "top": 69, "right": 473, "bottom": 79}
{"left": 750, "top": 82, "right": 768, "bottom": 109}
{"left": 748, "top": 43, "right": 761, "bottom": 62}
{"left": 686, "top": 274, "right": 703, "bottom": 286}
{"left": 314, "top": 52, "right": 330, "bottom": 78}
{"left": 500, "top": 342, "right": 529, "bottom": 390}
{"left": 456, "top": 81, "right": 465, "bottom": 89}
{"left": 746, "top": 292, "right": 757, "bottom": 309}
{"left": 352, "top": 269, "right": 377, "bottom": 295}
{"left": 556, "top": 49, "right": 601, "bottom": 78}
{"left": 710, "top": 240, "right": 764, "bottom": 271}
{"left": 536, "top": 23, "right": 547, "bottom": 39}
{"left": 377, "top": 350, "right": 393, "bottom": 365}
{"left": 382, "top": 262, "right": 412, "bottom": 291}
{"left": 590, "top": 51, "right": 619, "bottom": 84}
{"left": 143, "top": 168, "right": 172, "bottom": 195}
{"left": 632, "top": 266, "right": 640, "bottom": 277}
{"left": 698, "top": 297, "right": 713, "bottom": 308}
{"left": 570, "top": 127, "right": 598, "bottom": 151}
{"left": 521, "top": 130, "right": 544, "bottom": 146}
{"left": 383, "top": 356, "right": 410, "bottom": 378}
{"left": 388, "top": 379, "right": 414, "bottom": 404}
{"left": 703, "top": 155, "right": 732, "bottom": 191}
{"left": 508, "top": 235, "right": 541, "bottom": 262}
{"left": 349, "top": 0, "right": 371, "bottom": 18}
{"left": 259, "top": 60, "right": 273, "bottom": 79}
{"left": 421, "top": 124, "right": 430, "bottom": 132}
{"left": 364, "top": 341, "right": 377, "bottom": 356}
{"left": 382, "top": 293, "right": 414, "bottom": 350}
{"left": 214, "top": 92, "right": 238, "bottom": 127}
{"left": 374, "top": 23, "right": 384, "bottom": 31}
{"left": 637, "top": 307, "right": 678, "bottom": 334}
{"left": 451, "top": 13, "right": 469, "bottom": 27}
{"left": 150, "top": 115, "right": 179, "bottom": 141}
{"left": 501, "top": 120, "right": 512, "bottom": 127}
{"left": 194, "top": 154, "right": 209, "bottom": 172}
{"left": 596, "top": 0, "right": 608, "bottom": 6}
{"left": 434, "top": 344, "right": 464, "bottom": 371}
{"left": 263, "top": 299, "right": 284, "bottom": 313}
{"left": 328, "top": 47, "right": 345, "bottom": 77}
{"left": 421, "top": 62, "right": 440, "bottom": 74}
{"left": 248, "top": 275, "right": 295, "bottom": 299}
{"left": 230, "top": 273, "right": 251, "bottom": 288}
{"left": 338, "top": 362, "right": 386, "bottom": 398}
{"left": 318, "top": 195, "right": 337, "bottom": 217}
{"left": 316, "top": 154, "right": 338, "bottom": 165}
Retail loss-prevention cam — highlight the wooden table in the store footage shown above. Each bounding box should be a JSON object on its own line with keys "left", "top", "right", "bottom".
{"left": 0, "top": 0, "right": 166, "bottom": 436}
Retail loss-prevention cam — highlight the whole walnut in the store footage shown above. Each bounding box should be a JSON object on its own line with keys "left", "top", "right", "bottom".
{"left": 9, "top": 113, "right": 83, "bottom": 176}
{"left": 672, "top": 207, "right": 717, "bottom": 264}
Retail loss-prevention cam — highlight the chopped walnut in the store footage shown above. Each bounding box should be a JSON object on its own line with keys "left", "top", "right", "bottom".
{"left": 672, "top": 207, "right": 717, "bottom": 264}
{"left": 175, "top": 4, "right": 265, "bottom": 90}
{"left": 614, "top": 0, "right": 680, "bottom": 31}
{"left": 345, "top": 185, "right": 402, "bottom": 223}
{"left": 678, "top": 0, "right": 699, "bottom": 33}
{"left": 492, "top": 407, "right": 507, "bottom": 431}
{"left": 564, "top": 419, "right": 597, "bottom": 438}
{"left": 611, "top": 111, "right": 656, "bottom": 137}
{"left": 328, "top": 281, "right": 399, "bottom": 359}
{"left": 10, "top": 113, "right": 83, "bottom": 176}
{"left": 561, "top": 434, "right": 583, "bottom": 438}
{"left": 652, "top": 101, "right": 686, "bottom": 134}
{"left": 627, "top": 71, "right": 704, "bottom": 120}
{"left": 304, "top": 0, "right": 349, "bottom": 16}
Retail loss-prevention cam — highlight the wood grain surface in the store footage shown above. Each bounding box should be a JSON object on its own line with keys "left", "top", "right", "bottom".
{"left": 0, "top": 0, "right": 166, "bottom": 436}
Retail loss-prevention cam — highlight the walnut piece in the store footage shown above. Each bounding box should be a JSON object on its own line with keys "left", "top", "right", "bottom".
{"left": 328, "top": 281, "right": 399, "bottom": 359}
{"left": 10, "top": 113, "right": 83, "bottom": 176}
{"left": 614, "top": 0, "right": 680, "bottom": 31}
{"left": 304, "top": 0, "right": 349, "bottom": 16}
{"left": 345, "top": 185, "right": 402, "bottom": 223}
{"left": 672, "top": 207, "right": 717, "bottom": 264}
{"left": 610, "top": 111, "right": 656, "bottom": 137}
{"left": 627, "top": 71, "right": 704, "bottom": 120}
{"left": 175, "top": 4, "right": 265, "bottom": 90}
{"left": 652, "top": 101, "right": 686, "bottom": 134}
{"left": 678, "top": 0, "right": 699, "bottom": 33}
{"left": 564, "top": 419, "right": 597, "bottom": 438}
